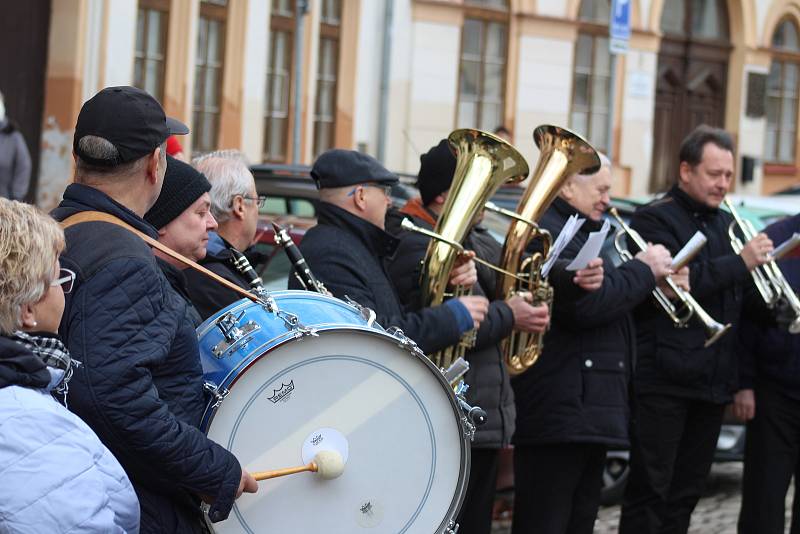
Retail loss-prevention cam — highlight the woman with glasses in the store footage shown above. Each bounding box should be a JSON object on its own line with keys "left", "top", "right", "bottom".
{"left": 0, "top": 198, "right": 139, "bottom": 533}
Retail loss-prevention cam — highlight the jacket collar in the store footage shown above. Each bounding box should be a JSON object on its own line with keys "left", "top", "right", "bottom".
{"left": 205, "top": 231, "right": 234, "bottom": 261}
{"left": 52, "top": 183, "right": 159, "bottom": 239}
{"left": 669, "top": 184, "right": 719, "bottom": 220}
{"left": 399, "top": 198, "right": 438, "bottom": 227}
{"left": 317, "top": 202, "right": 399, "bottom": 257}
{"left": 551, "top": 196, "right": 605, "bottom": 233}
{"left": 0, "top": 335, "right": 52, "bottom": 390}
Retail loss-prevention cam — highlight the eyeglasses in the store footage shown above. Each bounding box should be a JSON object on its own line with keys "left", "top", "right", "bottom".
{"left": 240, "top": 195, "right": 268, "bottom": 208}
{"left": 347, "top": 183, "right": 393, "bottom": 198}
{"left": 51, "top": 268, "right": 76, "bottom": 294}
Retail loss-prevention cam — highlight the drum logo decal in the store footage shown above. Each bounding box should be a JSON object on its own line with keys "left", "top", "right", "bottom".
{"left": 267, "top": 381, "right": 295, "bottom": 403}
{"left": 311, "top": 433, "right": 323, "bottom": 446}
{"left": 360, "top": 502, "right": 373, "bottom": 516}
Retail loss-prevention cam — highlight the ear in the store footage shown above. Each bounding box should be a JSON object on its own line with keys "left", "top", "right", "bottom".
{"left": 19, "top": 302, "right": 37, "bottom": 330}
{"left": 678, "top": 161, "right": 692, "bottom": 185}
{"left": 434, "top": 192, "right": 447, "bottom": 207}
{"left": 561, "top": 179, "right": 576, "bottom": 201}
{"left": 157, "top": 227, "right": 167, "bottom": 238}
{"left": 352, "top": 186, "right": 368, "bottom": 211}
{"left": 146, "top": 147, "right": 161, "bottom": 185}
{"left": 231, "top": 195, "right": 246, "bottom": 221}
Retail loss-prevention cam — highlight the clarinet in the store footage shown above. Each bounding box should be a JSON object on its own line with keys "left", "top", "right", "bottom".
{"left": 229, "top": 247, "right": 265, "bottom": 292}
{"left": 272, "top": 221, "right": 328, "bottom": 294}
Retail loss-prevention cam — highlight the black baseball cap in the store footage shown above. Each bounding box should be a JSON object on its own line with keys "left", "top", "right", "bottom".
{"left": 311, "top": 149, "right": 398, "bottom": 189}
{"left": 73, "top": 86, "right": 189, "bottom": 166}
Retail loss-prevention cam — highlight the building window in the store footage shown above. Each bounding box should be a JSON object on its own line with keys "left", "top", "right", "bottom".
{"left": 766, "top": 19, "right": 800, "bottom": 164}
{"left": 570, "top": 0, "right": 611, "bottom": 151}
{"left": 457, "top": 4, "right": 508, "bottom": 131}
{"left": 134, "top": 0, "right": 169, "bottom": 103}
{"left": 313, "top": 0, "right": 341, "bottom": 157}
{"left": 264, "top": 1, "right": 294, "bottom": 162}
{"left": 193, "top": 1, "right": 227, "bottom": 154}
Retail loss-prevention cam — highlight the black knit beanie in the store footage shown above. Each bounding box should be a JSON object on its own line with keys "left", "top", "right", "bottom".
{"left": 417, "top": 139, "right": 456, "bottom": 206}
{"left": 145, "top": 155, "right": 212, "bottom": 229}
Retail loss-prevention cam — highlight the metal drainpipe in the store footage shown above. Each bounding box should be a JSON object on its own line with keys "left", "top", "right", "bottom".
{"left": 376, "top": 0, "right": 394, "bottom": 163}
{"left": 292, "top": 0, "right": 309, "bottom": 165}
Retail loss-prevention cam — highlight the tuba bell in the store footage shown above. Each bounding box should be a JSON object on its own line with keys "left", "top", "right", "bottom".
{"left": 494, "top": 125, "right": 600, "bottom": 375}
{"left": 403, "top": 129, "right": 529, "bottom": 370}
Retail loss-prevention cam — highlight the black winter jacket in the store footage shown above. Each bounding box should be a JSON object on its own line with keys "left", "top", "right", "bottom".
{"left": 185, "top": 232, "right": 251, "bottom": 321}
{"left": 629, "top": 186, "right": 752, "bottom": 403}
{"left": 157, "top": 257, "right": 203, "bottom": 328}
{"left": 288, "top": 202, "right": 463, "bottom": 354}
{"left": 52, "top": 184, "right": 242, "bottom": 533}
{"left": 512, "top": 197, "right": 655, "bottom": 448}
{"left": 739, "top": 213, "right": 800, "bottom": 398}
{"left": 386, "top": 206, "right": 516, "bottom": 448}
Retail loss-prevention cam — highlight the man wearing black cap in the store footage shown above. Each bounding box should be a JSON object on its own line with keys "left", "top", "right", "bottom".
{"left": 51, "top": 86, "right": 256, "bottom": 533}
{"left": 386, "top": 139, "right": 551, "bottom": 534}
{"left": 288, "top": 148, "right": 489, "bottom": 355}
{"left": 145, "top": 156, "right": 218, "bottom": 326}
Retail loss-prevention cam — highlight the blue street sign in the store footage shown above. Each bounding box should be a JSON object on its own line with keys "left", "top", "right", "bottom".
{"left": 610, "top": 0, "right": 631, "bottom": 55}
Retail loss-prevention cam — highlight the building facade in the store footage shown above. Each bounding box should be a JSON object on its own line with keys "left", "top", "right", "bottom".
{"left": 5, "top": 0, "right": 800, "bottom": 209}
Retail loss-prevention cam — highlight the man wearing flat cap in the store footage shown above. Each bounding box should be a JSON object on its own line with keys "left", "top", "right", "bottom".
{"left": 145, "top": 155, "right": 218, "bottom": 327}
{"left": 289, "top": 148, "right": 490, "bottom": 355}
{"left": 386, "top": 139, "right": 551, "bottom": 534}
{"left": 52, "top": 86, "right": 256, "bottom": 533}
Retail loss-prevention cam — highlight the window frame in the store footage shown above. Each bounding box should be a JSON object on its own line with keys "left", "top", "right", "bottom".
{"left": 134, "top": 0, "right": 170, "bottom": 103}
{"left": 455, "top": 3, "right": 510, "bottom": 131}
{"left": 765, "top": 17, "right": 800, "bottom": 166}
{"left": 192, "top": 1, "right": 228, "bottom": 154}
{"left": 312, "top": 0, "right": 341, "bottom": 158}
{"left": 263, "top": 6, "right": 295, "bottom": 162}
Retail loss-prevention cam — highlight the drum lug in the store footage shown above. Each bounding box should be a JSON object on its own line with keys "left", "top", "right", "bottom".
{"left": 386, "top": 326, "right": 422, "bottom": 355}
{"left": 212, "top": 311, "right": 261, "bottom": 358}
{"left": 203, "top": 381, "right": 229, "bottom": 409}
{"left": 444, "top": 520, "right": 459, "bottom": 534}
{"left": 344, "top": 296, "right": 377, "bottom": 328}
{"left": 277, "top": 309, "right": 318, "bottom": 338}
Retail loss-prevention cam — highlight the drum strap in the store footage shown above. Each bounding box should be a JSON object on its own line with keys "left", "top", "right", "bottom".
{"left": 60, "top": 211, "right": 259, "bottom": 304}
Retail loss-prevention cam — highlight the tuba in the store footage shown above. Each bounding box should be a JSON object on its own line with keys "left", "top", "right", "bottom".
{"left": 404, "top": 129, "right": 529, "bottom": 370}
{"left": 494, "top": 125, "right": 600, "bottom": 375}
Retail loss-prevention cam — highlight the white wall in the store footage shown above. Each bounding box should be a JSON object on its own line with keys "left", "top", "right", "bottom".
{"left": 354, "top": 0, "right": 385, "bottom": 155}
{"left": 103, "top": 0, "right": 137, "bottom": 88}
{"left": 240, "top": 0, "right": 269, "bottom": 163}
{"left": 619, "top": 48, "right": 657, "bottom": 197}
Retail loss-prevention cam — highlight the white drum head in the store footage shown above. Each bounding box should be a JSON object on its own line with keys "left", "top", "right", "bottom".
{"left": 207, "top": 329, "right": 467, "bottom": 533}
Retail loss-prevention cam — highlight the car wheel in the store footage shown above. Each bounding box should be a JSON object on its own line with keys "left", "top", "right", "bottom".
{"left": 600, "top": 450, "right": 630, "bottom": 506}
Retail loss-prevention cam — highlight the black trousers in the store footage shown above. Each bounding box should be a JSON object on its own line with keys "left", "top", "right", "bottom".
{"left": 619, "top": 394, "right": 725, "bottom": 534}
{"left": 738, "top": 385, "right": 800, "bottom": 534}
{"left": 455, "top": 447, "right": 500, "bottom": 534}
{"left": 511, "top": 442, "right": 607, "bottom": 534}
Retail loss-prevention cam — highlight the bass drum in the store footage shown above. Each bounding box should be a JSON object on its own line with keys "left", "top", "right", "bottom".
{"left": 197, "top": 291, "right": 470, "bottom": 533}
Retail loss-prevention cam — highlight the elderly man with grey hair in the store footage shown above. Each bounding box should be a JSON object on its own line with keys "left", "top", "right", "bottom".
{"left": 185, "top": 150, "right": 264, "bottom": 320}
{"left": 510, "top": 153, "right": 675, "bottom": 534}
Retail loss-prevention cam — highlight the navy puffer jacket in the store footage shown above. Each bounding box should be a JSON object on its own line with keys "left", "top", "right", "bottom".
{"left": 52, "top": 184, "right": 241, "bottom": 533}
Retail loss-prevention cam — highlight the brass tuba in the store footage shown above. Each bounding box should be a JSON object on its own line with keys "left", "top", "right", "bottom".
{"left": 494, "top": 125, "right": 600, "bottom": 375}
{"left": 404, "top": 129, "right": 529, "bottom": 370}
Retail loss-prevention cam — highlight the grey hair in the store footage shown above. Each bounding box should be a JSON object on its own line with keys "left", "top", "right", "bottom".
{"left": 193, "top": 150, "right": 255, "bottom": 223}
{"left": 571, "top": 151, "right": 611, "bottom": 182}
{"left": 74, "top": 135, "right": 163, "bottom": 180}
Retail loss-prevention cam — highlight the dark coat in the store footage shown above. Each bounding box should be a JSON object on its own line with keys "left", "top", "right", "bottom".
{"left": 512, "top": 197, "right": 655, "bottom": 448}
{"left": 156, "top": 257, "right": 203, "bottom": 328}
{"left": 52, "top": 184, "right": 242, "bottom": 533}
{"left": 184, "top": 232, "right": 251, "bottom": 321}
{"left": 739, "top": 213, "right": 800, "bottom": 398}
{"left": 386, "top": 206, "right": 516, "bottom": 448}
{"left": 288, "top": 201, "right": 463, "bottom": 354}
{"left": 629, "top": 185, "right": 752, "bottom": 403}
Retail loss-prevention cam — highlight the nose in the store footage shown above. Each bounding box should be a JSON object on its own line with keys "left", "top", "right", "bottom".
{"left": 208, "top": 213, "right": 218, "bottom": 231}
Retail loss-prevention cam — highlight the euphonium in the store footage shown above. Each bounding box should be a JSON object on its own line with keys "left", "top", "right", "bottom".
{"left": 724, "top": 197, "right": 800, "bottom": 333}
{"left": 495, "top": 125, "right": 600, "bottom": 376}
{"left": 412, "top": 129, "right": 529, "bottom": 370}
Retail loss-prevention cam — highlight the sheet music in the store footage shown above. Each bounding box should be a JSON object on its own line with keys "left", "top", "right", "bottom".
{"left": 671, "top": 231, "right": 707, "bottom": 270}
{"left": 566, "top": 219, "right": 611, "bottom": 271}
{"left": 541, "top": 214, "right": 585, "bottom": 277}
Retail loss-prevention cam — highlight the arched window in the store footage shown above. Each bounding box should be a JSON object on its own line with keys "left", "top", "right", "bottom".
{"left": 766, "top": 19, "right": 800, "bottom": 164}
{"left": 660, "top": 0, "right": 728, "bottom": 40}
{"left": 456, "top": 0, "right": 509, "bottom": 130}
{"left": 570, "top": 0, "right": 611, "bottom": 151}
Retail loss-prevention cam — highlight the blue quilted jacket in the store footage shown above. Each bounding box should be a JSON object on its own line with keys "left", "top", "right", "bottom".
{"left": 52, "top": 184, "right": 242, "bottom": 533}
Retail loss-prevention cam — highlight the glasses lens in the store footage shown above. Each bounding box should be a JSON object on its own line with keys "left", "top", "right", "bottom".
{"left": 258, "top": 195, "right": 268, "bottom": 208}
{"left": 59, "top": 269, "right": 75, "bottom": 294}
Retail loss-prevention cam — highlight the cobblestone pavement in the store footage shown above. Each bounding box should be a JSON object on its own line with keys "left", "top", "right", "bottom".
{"left": 492, "top": 462, "right": 795, "bottom": 534}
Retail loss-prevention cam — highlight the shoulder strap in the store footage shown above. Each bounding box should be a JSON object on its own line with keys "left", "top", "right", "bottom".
{"left": 60, "top": 211, "right": 258, "bottom": 304}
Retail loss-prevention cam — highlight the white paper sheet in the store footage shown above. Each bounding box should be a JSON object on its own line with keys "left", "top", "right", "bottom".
{"left": 566, "top": 219, "right": 611, "bottom": 271}
{"left": 541, "top": 214, "right": 585, "bottom": 277}
{"left": 671, "top": 231, "right": 707, "bottom": 270}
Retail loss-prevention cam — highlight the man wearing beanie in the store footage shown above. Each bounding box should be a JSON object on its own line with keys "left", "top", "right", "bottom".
{"left": 51, "top": 86, "right": 257, "bottom": 533}
{"left": 145, "top": 156, "right": 217, "bottom": 326}
{"left": 288, "top": 148, "right": 491, "bottom": 355}
{"left": 386, "top": 138, "right": 551, "bottom": 534}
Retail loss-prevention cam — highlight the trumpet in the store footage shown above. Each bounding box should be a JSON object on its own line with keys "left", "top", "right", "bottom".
{"left": 724, "top": 198, "right": 800, "bottom": 333}
{"left": 608, "top": 207, "right": 731, "bottom": 347}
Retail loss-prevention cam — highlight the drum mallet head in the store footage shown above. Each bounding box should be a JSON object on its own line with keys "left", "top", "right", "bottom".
{"left": 313, "top": 450, "right": 345, "bottom": 480}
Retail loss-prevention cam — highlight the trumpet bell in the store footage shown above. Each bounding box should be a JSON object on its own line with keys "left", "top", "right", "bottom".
{"left": 703, "top": 321, "right": 732, "bottom": 348}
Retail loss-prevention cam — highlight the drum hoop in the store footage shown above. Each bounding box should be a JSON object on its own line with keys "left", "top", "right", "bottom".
{"left": 201, "top": 325, "right": 471, "bottom": 533}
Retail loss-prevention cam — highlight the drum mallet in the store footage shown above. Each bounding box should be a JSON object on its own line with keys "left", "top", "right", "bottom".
{"left": 252, "top": 450, "right": 345, "bottom": 482}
